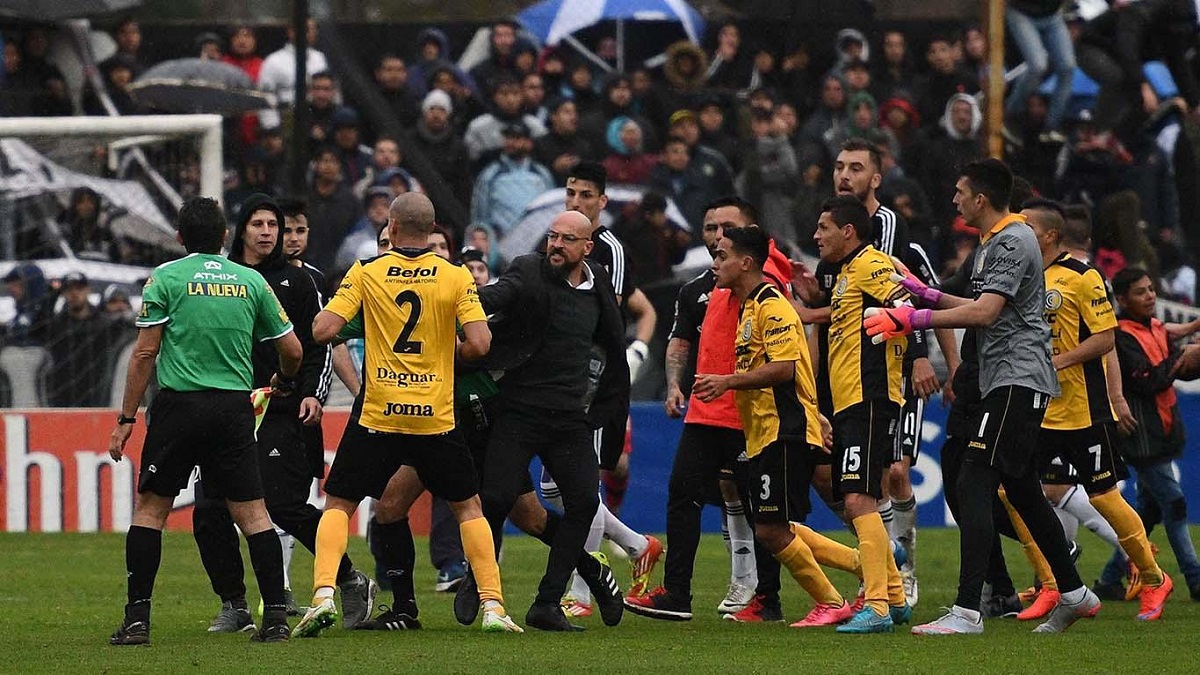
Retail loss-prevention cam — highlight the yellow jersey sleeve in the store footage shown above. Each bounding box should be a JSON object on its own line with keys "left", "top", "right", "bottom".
{"left": 325, "top": 261, "right": 364, "bottom": 322}
{"left": 758, "top": 295, "right": 803, "bottom": 364}
{"left": 457, "top": 277, "right": 487, "bottom": 326}
{"left": 858, "top": 252, "right": 905, "bottom": 307}
{"left": 1078, "top": 268, "right": 1117, "bottom": 334}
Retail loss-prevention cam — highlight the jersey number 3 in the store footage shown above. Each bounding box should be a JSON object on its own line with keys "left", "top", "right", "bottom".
{"left": 392, "top": 290, "right": 423, "bottom": 354}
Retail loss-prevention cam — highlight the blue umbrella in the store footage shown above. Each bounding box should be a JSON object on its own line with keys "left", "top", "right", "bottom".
{"left": 517, "top": 0, "right": 706, "bottom": 72}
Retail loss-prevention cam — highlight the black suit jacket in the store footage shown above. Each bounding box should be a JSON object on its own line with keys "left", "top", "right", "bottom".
{"left": 477, "top": 253, "right": 630, "bottom": 469}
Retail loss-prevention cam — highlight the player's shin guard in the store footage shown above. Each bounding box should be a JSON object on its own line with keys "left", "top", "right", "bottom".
{"left": 125, "top": 525, "right": 162, "bottom": 622}
{"left": 792, "top": 523, "right": 861, "bottom": 577}
{"left": 1000, "top": 488, "right": 1057, "bottom": 590}
{"left": 246, "top": 529, "right": 286, "bottom": 611}
{"left": 313, "top": 510, "right": 350, "bottom": 597}
{"left": 776, "top": 531, "right": 843, "bottom": 606}
{"left": 853, "top": 513, "right": 892, "bottom": 616}
{"left": 1090, "top": 489, "right": 1164, "bottom": 586}
{"left": 461, "top": 517, "right": 503, "bottom": 604}
{"left": 373, "top": 517, "right": 418, "bottom": 615}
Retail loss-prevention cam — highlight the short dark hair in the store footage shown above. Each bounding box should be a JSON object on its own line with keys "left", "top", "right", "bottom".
{"left": 821, "top": 195, "right": 873, "bottom": 242}
{"left": 377, "top": 52, "right": 404, "bottom": 67}
{"left": 960, "top": 158, "right": 1013, "bottom": 212}
{"left": 839, "top": 138, "right": 882, "bottom": 172}
{"left": 176, "top": 197, "right": 227, "bottom": 254}
{"left": 722, "top": 226, "right": 770, "bottom": 268}
{"left": 1062, "top": 204, "right": 1092, "bottom": 249}
{"left": 310, "top": 70, "right": 335, "bottom": 82}
{"left": 1022, "top": 198, "right": 1065, "bottom": 239}
{"left": 704, "top": 195, "right": 758, "bottom": 227}
{"left": 567, "top": 161, "right": 607, "bottom": 194}
{"left": 277, "top": 197, "right": 308, "bottom": 220}
{"left": 1009, "top": 175, "right": 1034, "bottom": 212}
{"left": 430, "top": 223, "right": 455, "bottom": 253}
{"left": 1020, "top": 197, "right": 1065, "bottom": 219}
{"left": 1112, "top": 267, "right": 1150, "bottom": 297}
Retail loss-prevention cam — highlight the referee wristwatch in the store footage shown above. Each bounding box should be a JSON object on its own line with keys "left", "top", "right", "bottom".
{"left": 117, "top": 414, "right": 137, "bottom": 425}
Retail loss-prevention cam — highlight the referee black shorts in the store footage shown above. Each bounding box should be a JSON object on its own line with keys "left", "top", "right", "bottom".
{"left": 138, "top": 389, "right": 263, "bottom": 502}
{"left": 832, "top": 400, "right": 899, "bottom": 499}
{"left": 1038, "top": 422, "right": 1128, "bottom": 493}
{"left": 964, "top": 385, "right": 1050, "bottom": 477}
{"left": 325, "top": 420, "right": 479, "bottom": 504}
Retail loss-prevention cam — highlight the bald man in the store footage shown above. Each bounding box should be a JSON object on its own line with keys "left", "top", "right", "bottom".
{"left": 470, "top": 210, "right": 633, "bottom": 631}
{"left": 295, "top": 192, "right": 523, "bottom": 636}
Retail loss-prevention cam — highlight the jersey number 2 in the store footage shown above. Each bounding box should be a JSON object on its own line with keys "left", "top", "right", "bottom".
{"left": 392, "top": 290, "right": 423, "bottom": 354}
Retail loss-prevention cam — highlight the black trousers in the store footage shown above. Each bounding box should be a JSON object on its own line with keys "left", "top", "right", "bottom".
{"left": 193, "top": 414, "right": 352, "bottom": 601}
{"left": 662, "top": 424, "right": 744, "bottom": 598}
{"left": 941, "top": 433, "right": 1017, "bottom": 598}
{"left": 480, "top": 402, "right": 598, "bottom": 607}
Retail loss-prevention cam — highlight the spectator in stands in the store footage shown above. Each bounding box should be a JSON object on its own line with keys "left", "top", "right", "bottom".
{"left": 2, "top": 264, "right": 50, "bottom": 347}
{"left": 563, "top": 57, "right": 600, "bottom": 113}
{"left": 1005, "top": 1, "right": 1075, "bottom": 146}
{"left": 916, "top": 92, "right": 984, "bottom": 238}
{"left": 470, "top": 20, "right": 521, "bottom": 97}
{"left": 962, "top": 24, "right": 988, "bottom": 85}
{"left": 777, "top": 44, "right": 818, "bottom": 115}
{"left": 2, "top": 33, "right": 39, "bottom": 115}
{"left": 914, "top": 33, "right": 979, "bottom": 130}
{"left": 84, "top": 54, "right": 145, "bottom": 116}
{"left": 872, "top": 30, "right": 917, "bottom": 102}
{"left": 843, "top": 58, "right": 872, "bottom": 95}
{"left": 831, "top": 91, "right": 881, "bottom": 150}
{"left": 46, "top": 272, "right": 114, "bottom": 408}
{"left": 580, "top": 73, "right": 659, "bottom": 155}
{"left": 59, "top": 187, "right": 115, "bottom": 262}
{"left": 522, "top": 71, "right": 549, "bottom": 124}
{"left": 1158, "top": 243, "right": 1197, "bottom": 305}
{"left": 407, "top": 89, "right": 471, "bottom": 199}
{"left": 100, "top": 17, "right": 146, "bottom": 77}
{"left": 800, "top": 72, "right": 848, "bottom": 157}
{"left": 223, "top": 24, "right": 262, "bottom": 81}
{"left": 614, "top": 191, "right": 689, "bottom": 285}
{"left": 738, "top": 107, "right": 800, "bottom": 246}
{"left": 427, "top": 223, "right": 455, "bottom": 261}
{"left": 470, "top": 122, "right": 554, "bottom": 237}
{"left": 1007, "top": 93, "right": 1060, "bottom": 195}
{"left": 258, "top": 125, "right": 287, "bottom": 192}
{"left": 101, "top": 284, "right": 135, "bottom": 325}
{"left": 630, "top": 66, "right": 667, "bottom": 131}
{"left": 305, "top": 145, "right": 361, "bottom": 272}
{"left": 603, "top": 117, "right": 657, "bottom": 185}
{"left": 705, "top": 21, "right": 754, "bottom": 92}
{"left": 225, "top": 147, "right": 277, "bottom": 219}
{"left": 428, "top": 63, "right": 484, "bottom": 131}
{"left": 365, "top": 53, "right": 420, "bottom": 136}
{"left": 513, "top": 40, "right": 540, "bottom": 78}
{"left": 195, "top": 32, "right": 223, "bottom": 60}
{"left": 661, "top": 40, "right": 709, "bottom": 114}
{"left": 459, "top": 246, "right": 492, "bottom": 286}
{"left": 408, "top": 28, "right": 473, "bottom": 97}
{"left": 649, "top": 137, "right": 717, "bottom": 231}
{"left": 374, "top": 166, "right": 415, "bottom": 198}
{"left": 258, "top": 17, "right": 329, "bottom": 129}
{"left": 466, "top": 225, "right": 507, "bottom": 277}
{"left": 668, "top": 109, "right": 735, "bottom": 197}
{"left": 305, "top": 70, "right": 341, "bottom": 153}
{"left": 18, "top": 28, "right": 61, "bottom": 87}
{"left": 834, "top": 28, "right": 870, "bottom": 70}
{"left": 330, "top": 107, "right": 372, "bottom": 188}
{"left": 352, "top": 134, "right": 403, "bottom": 198}
{"left": 464, "top": 75, "right": 547, "bottom": 167}
{"left": 697, "top": 96, "right": 740, "bottom": 173}
{"left": 335, "top": 186, "right": 392, "bottom": 272}
{"left": 1095, "top": 190, "right": 1160, "bottom": 282}
{"left": 534, "top": 97, "right": 594, "bottom": 184}
{"left": 880, "top": 94, "right": 922, "bottom": 165}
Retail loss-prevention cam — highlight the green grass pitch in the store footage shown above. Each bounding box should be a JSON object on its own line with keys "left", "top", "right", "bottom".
{"left": 3, "top": 527, "right": 1198, "bottom": 674}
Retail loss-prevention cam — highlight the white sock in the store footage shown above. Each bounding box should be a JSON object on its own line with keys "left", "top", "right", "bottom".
{"left": 722, "top": 515, "right": 731, "bottom": 556}
{"left": 602, "top": 502, "right": 648, "bottom": 557}
{"left": 1052, "top": 488, "right": 1081, "bottom": 543}
{"left": 277, "top": 527, "right": 294, "bottom": 590}
{"left": 1061, "top": 586, "right": 1088, "bottom": 605}
{"left": 724, "top": 501, "right": 757, "bottom": 587}
{"left": 877, "top": 499, "right": 894, "bottom": 527}
{"left": 892, "top": 496, "right": 917, "bottom": 570}
{"left": 1059, "top": 486, "right": 1125, "bottom": 557}
{"left": 540, "top": 472, "right": 564, "bottom": 511}
{"left": 952, "top": 605, "right": 981, "bottom": 623}
{"left": 568, "top": 503, "right": 606, "bottom": 603}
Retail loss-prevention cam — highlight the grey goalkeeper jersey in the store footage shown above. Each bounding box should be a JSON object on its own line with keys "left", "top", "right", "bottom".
{"left": 970, "top": 217, "right": 1060, "bottom": 399}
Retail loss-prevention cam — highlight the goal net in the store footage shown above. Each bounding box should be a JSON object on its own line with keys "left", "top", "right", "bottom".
{"left": 0, "top": 114, "right": 223, "bottom": 409}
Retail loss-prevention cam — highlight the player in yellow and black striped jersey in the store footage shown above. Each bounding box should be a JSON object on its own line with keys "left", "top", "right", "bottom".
{"left": 1021, "top": 202, "right": 1170, "bottom": 616}
{"left": 811, "top": 195, "right": 908, "bottom": 631}
{"left": 694, "top": 225, "right": 858, "bottom": 624}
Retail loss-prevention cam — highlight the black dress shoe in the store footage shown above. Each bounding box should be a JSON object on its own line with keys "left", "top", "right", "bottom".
{"left": 525, "top": 602, "right": 585, "bottom": 632}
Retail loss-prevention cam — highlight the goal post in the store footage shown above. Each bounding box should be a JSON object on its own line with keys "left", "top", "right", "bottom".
{"left": 0, "top": 114, "right": 224, "bottom": 203}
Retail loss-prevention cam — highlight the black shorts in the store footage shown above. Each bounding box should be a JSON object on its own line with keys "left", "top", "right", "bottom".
{"left": 324, "top": 420, "right": 479, "bottom": 504}
{"left": 894, "top": 394, "right": 926, "bottom": 462}
{"left": 964, "top": 386, "right": 1050, "bottom": 477}
{"left": 747, "top": 440, "right": 818, "bottom": 524}
{"left": 257, "top": 414, "right": 317, "bottom": 510}
{"left": 1038, "top": 422, "right": 1128, "bottom": 492}
{"left": 832, "top": 401, "right": 899, "bottom": 499}
{"left": 139, "top": 390, "right": 263, "bottom": 502}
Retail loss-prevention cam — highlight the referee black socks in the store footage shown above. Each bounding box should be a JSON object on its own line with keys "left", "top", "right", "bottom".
{"left": 246, "top": 530, "right": 286, "bottom": 609}
{"left": 125, "top": 525, "right": 162, "bottom": 618}
{"left": 372, "top": 517, "right": 418, "bottom": 616}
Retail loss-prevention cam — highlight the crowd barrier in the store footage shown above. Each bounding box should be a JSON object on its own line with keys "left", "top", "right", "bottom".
{"left": 2, "top": 397, "right": 1199, "bottom": 534}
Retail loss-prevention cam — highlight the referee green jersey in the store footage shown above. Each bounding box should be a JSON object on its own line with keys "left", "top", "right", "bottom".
{"left": 137, "top": 253, "right": 294, "bottom": 392}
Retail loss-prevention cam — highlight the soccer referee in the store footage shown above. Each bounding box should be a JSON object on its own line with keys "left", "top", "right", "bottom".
{"left": 108, "top": 197, "right": 303, "bottom": 645}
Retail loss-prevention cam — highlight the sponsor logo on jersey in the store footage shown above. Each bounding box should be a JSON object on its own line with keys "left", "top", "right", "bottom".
{"left": 387, "top": 266, "right": 439, "bottom": 278}
{"left": 765, "top": 324, "right": 793, "bottom": 338}
{"left": 192, "top": 272, "right": 239, "bottom": 281}
{"left": 375, "top": 368, "right": 439, "bottom": 386}
{"left": 204, "top": 261, "right": 223, "bottom": 270}
{"left": 1044, "top": 289, "right": 1063, "bottom": 311}
{"left": 186, "top": 282, "right": 248, "bottom": 298}
{"left": 835, "top": 277, "right": 848, "bottom": 297}
{"left": 384, "top": 402, "right": 435, "bottom": 417}
{"left": 741, "top": 318, "right": 753, "bottom": 342}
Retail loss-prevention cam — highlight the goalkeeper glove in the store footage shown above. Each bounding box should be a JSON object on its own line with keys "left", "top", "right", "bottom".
{"left": 863, "top": 304, "right": 933, "bottom": 344}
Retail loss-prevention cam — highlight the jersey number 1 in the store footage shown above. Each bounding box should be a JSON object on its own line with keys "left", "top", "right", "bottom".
{"left": 392, "top": 290, "right": 423, "bottom": 354}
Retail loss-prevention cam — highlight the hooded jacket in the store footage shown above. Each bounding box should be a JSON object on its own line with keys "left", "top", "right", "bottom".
{"left": 229, "top": 193, "right": 331, "bottom": 413}
{"left": 940, "top": 92, "right": 982, "bottom": 140}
